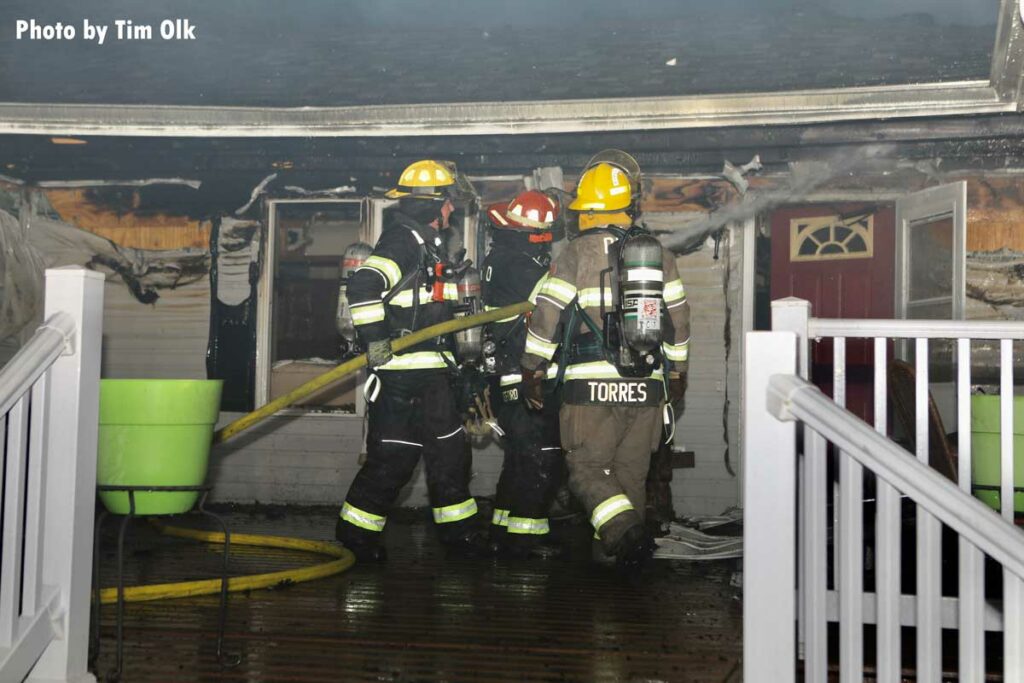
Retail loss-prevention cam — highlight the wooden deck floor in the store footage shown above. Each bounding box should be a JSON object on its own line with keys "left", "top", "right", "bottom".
{"left": 91, "top": 505, "right": 743, "bottom": 682}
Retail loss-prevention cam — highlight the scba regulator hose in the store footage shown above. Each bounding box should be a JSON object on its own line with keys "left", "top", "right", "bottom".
{"left": 102, "top": 302, "right": 532, "bottom": 603}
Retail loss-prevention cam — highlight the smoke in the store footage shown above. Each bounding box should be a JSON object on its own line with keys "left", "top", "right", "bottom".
{"left": 659, "top": 144, "right": 892, "bottom": 254}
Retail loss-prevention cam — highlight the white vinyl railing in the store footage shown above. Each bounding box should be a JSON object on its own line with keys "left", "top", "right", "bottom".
{"left": 744, "top": 298, "right": 1024, "bottom": 682}
{"left": 0, "top": 267, "right": 103, "bottom": 683}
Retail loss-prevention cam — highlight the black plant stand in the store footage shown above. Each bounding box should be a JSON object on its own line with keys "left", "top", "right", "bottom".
{"left": 90, "top": 484, "right": 239, "bottom": 681}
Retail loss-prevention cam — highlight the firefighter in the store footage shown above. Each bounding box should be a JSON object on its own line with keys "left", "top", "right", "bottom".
{"left": 482, "top": 190, "right": 564, "bottom": 559}
{"left": 336, "top": 160, "right": 483, "bottom": 561}
{"left": 519, "top": 156, "right": 690, "bottom": 570}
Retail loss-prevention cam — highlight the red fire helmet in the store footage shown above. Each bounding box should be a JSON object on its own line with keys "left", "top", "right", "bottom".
{"left": 486, "top": 190, "right": 559, "bottom": 242}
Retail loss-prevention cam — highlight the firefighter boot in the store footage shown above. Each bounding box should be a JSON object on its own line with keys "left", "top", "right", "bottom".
{"left": 335, "top": 517, "right": 388, "bottom": 563}
{"left": 613, "top": 524, "right": 656, "bottom": 573}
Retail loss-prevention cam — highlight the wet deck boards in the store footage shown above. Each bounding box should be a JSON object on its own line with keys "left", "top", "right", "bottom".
{"left": 92, "top": 506, "right": 742, "bottom": 682}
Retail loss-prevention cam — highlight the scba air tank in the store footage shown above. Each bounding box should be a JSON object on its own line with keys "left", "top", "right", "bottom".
{"left": 336, "top": 242, "right": 373, "bottom": 341}
{"left": 453, "top": 266, "right": 483, "bottom": 361}
{"left": 617, "top": 232, "right": 664, "bottom": 354}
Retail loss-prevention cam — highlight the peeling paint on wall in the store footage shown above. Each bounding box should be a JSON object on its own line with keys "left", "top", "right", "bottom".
{"left": 966, "top": 248, "right": 1024, "bottom": 315}
{"left": 207, "top": 216, "right": 262, "bottom": 412}
{"left": 212, "top": 217, "right": 260, "bottom": 306}
{"left": 0, "top": 209, "right": 45, "bottom": 341}
{"left": 0, "top": 204, "right": 212, "bottom": 341}
{"left": 86, "top": 250, "right": 208, "bottom": 304}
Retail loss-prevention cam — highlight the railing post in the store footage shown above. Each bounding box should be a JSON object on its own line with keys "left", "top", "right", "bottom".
{"left": 771, "top": 297, "right": 818, "bottom": 669}
{"left": 743, "top": 330, "right": 798, "bottom": 682}
{"left": 771, "top": 298, "right": 811, "bottom": 378}
{"left": 27, "top": 267, "right": 104, "bottom": 683}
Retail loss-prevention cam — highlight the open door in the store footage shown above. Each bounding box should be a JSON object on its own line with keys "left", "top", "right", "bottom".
{"left": 895, "top": 182, "right": 967, "bottom": 321}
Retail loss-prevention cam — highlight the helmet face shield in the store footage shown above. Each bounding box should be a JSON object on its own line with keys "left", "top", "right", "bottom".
{"left": 585, "top": 149, "right": 641, "bottom": 187}
{"left": 445, "top": 161, "right": 479, "bottom": 206}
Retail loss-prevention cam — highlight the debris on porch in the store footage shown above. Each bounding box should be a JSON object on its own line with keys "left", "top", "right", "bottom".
{"left": 654, "top": 523, "right": 743, "bottom": 561}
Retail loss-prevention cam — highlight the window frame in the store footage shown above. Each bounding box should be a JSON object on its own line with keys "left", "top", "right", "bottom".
{"left": 254, "top": 197, "right": 376, "bottom": 415}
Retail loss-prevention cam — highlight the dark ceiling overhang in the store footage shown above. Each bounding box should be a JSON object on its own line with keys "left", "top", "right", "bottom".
{"left": 0, "top": 1, "right": 1020, "bottom": 139}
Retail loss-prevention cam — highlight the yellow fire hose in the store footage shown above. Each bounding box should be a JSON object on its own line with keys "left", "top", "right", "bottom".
{"left": 102, "top": 302, "right": 534, "bottom": 604}
{"left": 99, "top": 525, "right": 355, "bottom": 604}
{"left": 213, "top": 301, "right": 533, "bottom": 445}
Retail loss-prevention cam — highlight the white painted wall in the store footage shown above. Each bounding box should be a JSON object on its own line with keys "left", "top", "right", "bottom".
{"left": 669, "top": 226, "right": 744, "bottom": 517}
{"left": 100, "top": 276, "right": 210, "bottom": 380}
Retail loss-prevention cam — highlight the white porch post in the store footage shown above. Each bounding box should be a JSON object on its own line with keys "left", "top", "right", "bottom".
{"left": 27, "top": 267, "right": 104, "bottom": 683}
{"left": 771, "top": 298, "right": 811, "bottom": 379}
{"left": 743, "top": 330, "right": 798, "bottom": 682}
{"left": 771, "top": 297, "right": 817, "bottom": 669}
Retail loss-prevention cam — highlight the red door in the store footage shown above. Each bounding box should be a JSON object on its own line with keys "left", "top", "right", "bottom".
{"left": 770, "top": 204, "right": 895, "bottom": 420}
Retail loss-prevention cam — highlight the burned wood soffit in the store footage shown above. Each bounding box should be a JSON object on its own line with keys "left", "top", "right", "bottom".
{"left": 5, "top": 114, "right": 1024, "bottom": 186}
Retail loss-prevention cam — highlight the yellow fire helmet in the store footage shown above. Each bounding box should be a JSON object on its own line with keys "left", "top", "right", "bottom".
{"left": 385, "top": 159, "right": 457, "bottom": 199}
{"left": 568, "top": 162, "right": 634, "bottom": 213}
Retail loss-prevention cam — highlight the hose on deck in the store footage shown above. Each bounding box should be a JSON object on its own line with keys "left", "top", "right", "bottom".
{"left": 98, "top": 523, "right": 355, "bottom": 604}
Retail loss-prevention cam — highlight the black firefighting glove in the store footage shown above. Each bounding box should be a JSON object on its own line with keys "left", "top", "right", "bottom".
{"left": 367, "top": 339, "right": 393, "bottom": 369}
{"left": 521, "top": 367, "right": 545, "bottom": 411}
{"left": 668, "top": 367, "right": 688, "bottom": 411}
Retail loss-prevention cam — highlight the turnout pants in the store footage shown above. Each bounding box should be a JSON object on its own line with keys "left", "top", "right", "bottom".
{"left": 491, "top": 398, "right": 563, "bottom": 542}
{"left": 337, "top": 370, "right": 477, "bottom": 548}
{"left": 559, "top": 403, "right": 662, "bottom": 553}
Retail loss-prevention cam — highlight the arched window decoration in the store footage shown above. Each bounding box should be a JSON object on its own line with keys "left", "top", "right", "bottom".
{"left": 790, "top": 214, "right": 874, "bottom": 262}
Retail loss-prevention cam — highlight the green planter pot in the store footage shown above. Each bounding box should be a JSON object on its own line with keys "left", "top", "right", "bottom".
{"left": 970, "top": 394, "right": 1024, "bottom": 514}
{"left": 98, "top": 379, "right": 223, "bottom": 515}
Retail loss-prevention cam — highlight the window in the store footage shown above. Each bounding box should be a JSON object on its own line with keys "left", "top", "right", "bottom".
{"left": 256, "top": 199, "right": 372, "bottom": 412}
{"left": 789, "top": 213, "right": 874, "bottom": 262}
{"left": 255, "top": 197, "right": 482, "bottom": 412}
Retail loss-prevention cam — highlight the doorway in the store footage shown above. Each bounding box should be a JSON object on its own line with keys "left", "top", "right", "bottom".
{"left": 770, "top": 203, "right": 895, "bottom": 420}
{"left": 764, "top": 183, "right": 967, "bottom": 421}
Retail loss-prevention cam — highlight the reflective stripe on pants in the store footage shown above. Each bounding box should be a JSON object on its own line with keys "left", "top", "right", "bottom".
{"left": 590, "top": 494, "right": 634, "bottom": 532}
{"left": 340, "top": 502, "right": 387, "bottom": 533}
{"left": 507, "top": 516, "right": 550, "bottom": 536}
{"left": 433, "top": 498, "right": 478, "bottom": 524}
{"left": 492, "top": 508, "right": 510, "bottom": 527}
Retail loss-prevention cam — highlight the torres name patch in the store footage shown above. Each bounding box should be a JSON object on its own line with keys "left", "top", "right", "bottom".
{"left": 563, "top": 378, "right": 661, "bottom": 406}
